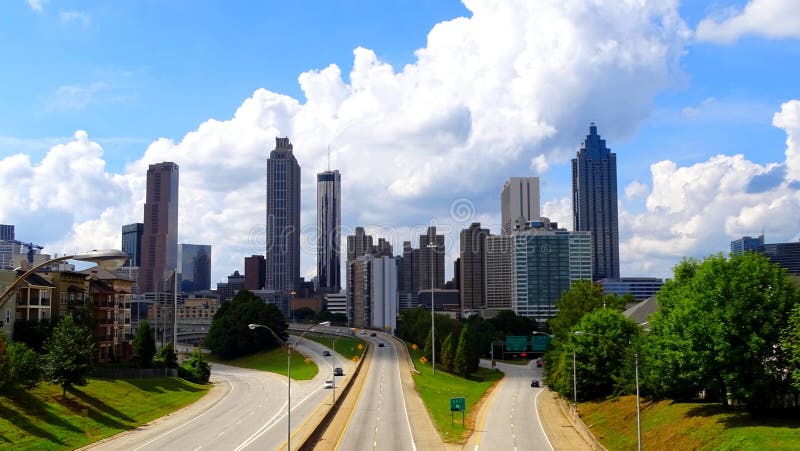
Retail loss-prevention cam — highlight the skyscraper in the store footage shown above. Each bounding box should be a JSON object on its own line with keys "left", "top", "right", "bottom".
{"left": 485, "top": 235, "right": 513, "bottom": 310}
{"left": 419, "top": 226, "right": 445, "bottom": 291}
{"left": 244, "top": 255, "right": 266, "bottom": 291}
{"left": 572, "top": 123, "right": 620, "bottom": 281}
{"left": 178, "top": 244, "right": 211, "bottom": 292}
{"left": 347, "top": 227, "right": 374, "bottom": 261}
{"left": 317, "top": 169, "right": 341, "bottom": 293}
{"left": 266, "top": 137, "right": 301, "bottom": 293}
{"left": 140, "top": 162, "right": 179, "bottom": 293}
{"left": 399, "top": 241, "right": 418, "bottom": 311}
{"left": 501, "top": 177, "right": 540, "bottom": 235}
{"left": 460, "top": 222, "right": 489, "bottom": 311}
{"left": 121, "top": 223, "right": 144, "bottom": 267}
{"left": 0, "top": 224, "right": 14, "bottom": 241}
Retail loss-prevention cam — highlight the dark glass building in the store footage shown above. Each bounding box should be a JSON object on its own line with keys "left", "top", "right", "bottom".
{"left": 418, "top": 226, "right": 445, "bottom": 290}
{"left": 572, "top": 123, "right": 620, "bottom": 281}
{"left": 121, "top": 223, "right": 144, "bottom": 267}
{"left": 459, "top": 223, "right": 489, "bottom": 310}
{"left": 244, "top": 255, "right": 266, "bottom": 291}
{"left": 317, "top": 169, "right": 341, "bottom": 292}
{"left": 266, "top": 137, "right": 301, "bottom": 292}
{"left": 179, "top": 244, "right": 211, "bottom": 292}
{"left": 730, "top": 235, "right": 764, "bottom": 256}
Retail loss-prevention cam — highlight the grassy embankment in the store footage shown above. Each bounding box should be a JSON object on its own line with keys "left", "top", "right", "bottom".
{"left": 407, "top": 343, "right": 504, "bottom": 443}
{"left": 207, "top": 346, "right": 318, "bottom": 380}
{"left": 581, "top": 395, "right": 800, "bottom": 450}
{"left": 0, "top": 377, "right": 209, "bottom": 450}
{"left": 302, "top": 334, "right": 366, "bottom": 361}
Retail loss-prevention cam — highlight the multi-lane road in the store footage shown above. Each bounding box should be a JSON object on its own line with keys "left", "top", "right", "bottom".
{"left": 467, "top": 359, "right": 553, "bottom": 451}
{"left": 335, "top": 332, "right": 416, "bottom": 451}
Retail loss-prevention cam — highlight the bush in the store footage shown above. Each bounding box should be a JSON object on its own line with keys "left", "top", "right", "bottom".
{"left": 179, "top": 350, "right": 210, "bottom": 384}
{"left": 153, "top": 343, "right": 178, "bottom": 368}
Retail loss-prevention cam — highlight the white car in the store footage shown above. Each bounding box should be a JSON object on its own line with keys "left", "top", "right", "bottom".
{"left": 324, "top": 379, "right": 334, "bottom": 389}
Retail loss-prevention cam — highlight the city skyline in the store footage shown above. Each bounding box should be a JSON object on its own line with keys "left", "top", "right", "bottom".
{"left": 1, "top": 1, "right": 799, "bottom": 284}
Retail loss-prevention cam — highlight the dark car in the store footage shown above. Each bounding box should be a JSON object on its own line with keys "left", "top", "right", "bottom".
{"left": 378, "top": 342, "right": 385, "bottom": 347}
{"left": 536, "top": 359, "right": 543, "bottom": 368}
{"left": 334, "top": 367, "right": 344, "bottom": 376}
{"left": 531, "top": 380, "right": 540, "bottom": 388}
{"left": 370, "top": 332, "right": 377, "bottom": 337}
{"left": 323, "top": 350, "right": 331, "bottom": 356}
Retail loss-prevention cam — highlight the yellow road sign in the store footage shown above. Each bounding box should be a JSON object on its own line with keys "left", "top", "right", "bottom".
{"left": 420, "top": 356, "right": 427, "bottom": 364}
{"left": 411, "top": 344, "right": 418, "bottom": 350}
{"left": 305, "top": 357, "right": 311, "bottom": 364}
{"left": 357, "top": 344, "right": 363, "bottom": 350}
{"left": 352, "top": 355, "right": 360, "bottom": 362}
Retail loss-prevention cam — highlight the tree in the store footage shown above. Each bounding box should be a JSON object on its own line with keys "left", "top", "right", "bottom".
{"left": 134, "top": 321, "right": 156, "bottom": 367}
{"left": 423, "top": 329, "right": 433, "bottom": 362}
{"left": 42, "top": 316, "right": 95, "bottom": 397}
{"left": 440, "top": 332, "right": 455, "bottom": 372}
{"left": 179, "top": 349, "right": 210, "bottom": 384}
{"left": 782, "top": 304, "right": 800, "bottom": 391}
{"left": 487, "top": 310, "right": 538, "bottom": 337}
{"left": 292, "top": 307, "right": 316, "bottom": 322}
{"left": 453, "top": 327, "right": 470, "bottom": 378}
{"left": 6, "top": 341, "right": 41, "bottom": 390}
{"left": 548, "top": 280, "right": 623, "bottom": 340}
{"left": 12, "top": 318, "right": 54, "bottom": 352}
{"left": 205, "top": 290, "right": 288, "bottom": 359}
{"left": 153, "top": 342, "right": 178, "bottom": 368}
{"left": 643, "top": 254, "right": 800, "bottom": 408}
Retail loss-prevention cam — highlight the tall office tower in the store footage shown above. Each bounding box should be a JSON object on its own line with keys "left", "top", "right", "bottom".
{"left": 731, "top": 235, "right": 764, "bottom": 256}
{"left": 266, "top": 137, "right": 301, "bottom": 292}
{"left": 140, "top": 162, "right": 179, "bottom": 293}
{"left": 399, "top": 241, "right": 418, "bottom": 311}
{"left": 501, "top": 177, "right": 540, "bottom": 235}
{"left": 244, "top": 255, "right": 266, "bottom": 290}
{"left": 0, "top": 224, "right": 14, "bottom": 240}
{"left": 758, "top": 241, "right": 800, "bottom": 274}
{"left": 178, "top": 244, "right": 211, "bottom": 292}
{"left": 460, "top": 223, "right": 489, "bottom": 311}
{"left": 346, "top": 227, "right": 374, "bottom": 261}
{"left": 485, "top": 235, "right": 513, "bottom": 310}
{"left": 317, "top": 169, "right": 341, "bottom": 292}
{"left": 345, "top": 254, "right": 399, "bottom": 330}
{"left": 121, "top": 223, "right": 144, "bottom": 267}
{"left": 512, "top": 220, "right": 592, "bottom": 324}
{"left": 374, "top": 238, "right": 393, "bottom": 257}
{"left": 418, "top": 226, "right": 445, "bottom": 290}
{"left": 572, "top": 123, "right": 620, "bottom": 281}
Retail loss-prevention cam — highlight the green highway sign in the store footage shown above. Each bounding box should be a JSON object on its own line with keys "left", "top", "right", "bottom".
{"left": 531, "top": 335, "right": 551, "bottom": 352}
{"left": 506, "top": 336, "right": 527, "bottom": 352}
{"left": 450, "top": 397, "right": 466, "bottom": 412}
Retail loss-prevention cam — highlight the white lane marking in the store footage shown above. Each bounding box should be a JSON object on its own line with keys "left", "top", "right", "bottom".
{"left": 216, "top": 431, "right": 225, "bottom": 438}
{"left": 235, "top": 382, "right": 326, "bottom": 450}
{"left": 534, "top": 389, "right": 555, "bottom": 451}
{"left": 392, "top": 339, "right": 417, "bottom": 451}
{"left": 134, "top": 375, "right": 235, "bottom": 451}
{"left": 233, "top": 400, "right": 288, "bottom": 451}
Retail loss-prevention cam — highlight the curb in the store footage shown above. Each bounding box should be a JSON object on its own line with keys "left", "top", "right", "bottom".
{"left": 554, "top": 395, "right": 607, "bottom": 451}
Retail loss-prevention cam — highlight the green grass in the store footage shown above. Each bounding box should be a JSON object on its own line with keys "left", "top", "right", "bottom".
{"left": 207, "top": 347, "right": 319, "bottom": 380}
{"left": 302, "top": 334, "right": 366, "bottom": 361}
{"left": 406, "top": 343, "right": 504, "bottom": 443}
{"left": 580, "top": 396, "right": 800, "bottom": 450}
{"left": 0, "top": 377, "right": 209, "bottom": 450}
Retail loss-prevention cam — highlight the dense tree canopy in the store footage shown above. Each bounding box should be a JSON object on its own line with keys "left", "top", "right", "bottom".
{"left": 642, "top": 253, "right": 800, "bottom": 408}
{"left": 205, "top": 290, "right": 288, "bottom": 359}
{"left": 42, "top": 316, "right": 95, "bottom": 397}
{"left": 547, "top": 280, "right": 623, "bottom": 340}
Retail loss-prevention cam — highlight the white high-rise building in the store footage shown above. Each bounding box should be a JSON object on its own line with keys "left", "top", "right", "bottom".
{"left": 484, "top": 235, "right": 513, "bottom": 310}
{"left": 501, "top": 177, "right": 540, "bottom": 235}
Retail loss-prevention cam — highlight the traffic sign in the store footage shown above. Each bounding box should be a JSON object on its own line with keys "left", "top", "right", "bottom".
{"left": 357, "top": 344, "right": 363, "bottom": 350}
{"left": 352, "top": 355, "right": 360, "bottom": 362}
{"left": 411, "top": 344, "right": 418, "bottom": 350}
{"left": 305, "top": 357, "right": 311, "bottom": 364}
{"left": 521, "top": 353, "right": 527, "bottom": 358}
{"left": 419, "top": 356, "right": 427, "bottom": 364}
{"left": 506, "top": 336, "right": 527, "bottom": 352}
{"left": 450, "top": 397, "right": 466, "bottom": 412}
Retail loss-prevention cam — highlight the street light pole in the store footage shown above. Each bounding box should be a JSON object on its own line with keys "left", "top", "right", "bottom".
{"left": 249, "top": 321, "right": 329, "bottom": 451}
{"left": 332, "top": 336, "right": 336, "bottom": 405}
{"left": 427, "top": 240, "right": 436, "bottom": 374}
{"left": 573, "top": 347, "right": 577, "bottom": 412}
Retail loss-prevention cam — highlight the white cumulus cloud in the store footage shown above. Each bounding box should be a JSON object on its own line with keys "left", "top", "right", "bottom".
{"left": 696, "top": 0, "right": 800, "bottom": 43}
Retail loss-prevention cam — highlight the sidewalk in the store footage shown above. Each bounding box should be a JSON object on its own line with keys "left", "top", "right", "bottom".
{"left": 536, "top": 389, "right": 595, "bottom": 451}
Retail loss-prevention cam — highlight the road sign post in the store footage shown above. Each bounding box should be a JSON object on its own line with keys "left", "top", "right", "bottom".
{"left": 450, "top": 397, "right": 466, "bottom": 427}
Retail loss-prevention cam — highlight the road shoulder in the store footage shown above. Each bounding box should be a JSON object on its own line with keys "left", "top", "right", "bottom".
{"left": 536, "top": 388, "right": 594, "bottom": 451}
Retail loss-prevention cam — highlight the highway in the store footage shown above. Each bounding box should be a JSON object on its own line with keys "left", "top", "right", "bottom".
{"left": 88, "top": 338, "right": 354, "bottom": 451}
{"left": 335, "top": 332, "right": 416, "bottom": 451}
{"left": 466, "top": 359, "right": 553, "bottom": 451}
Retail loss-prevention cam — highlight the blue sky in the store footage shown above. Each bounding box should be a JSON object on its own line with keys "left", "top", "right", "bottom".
{"left": 1, "top": 0, "right": 799, "bottom": 282}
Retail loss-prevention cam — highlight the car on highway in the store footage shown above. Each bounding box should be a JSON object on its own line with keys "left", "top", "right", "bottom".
{"left": 359, "top": 330, "right": 368, "bottom": 335}
{"left": 334, "top": 367, "right": 344, "bottom": 376}
{"left": 323, "top": 350, "right": 331, "bottom": 356}
{"left": 370, "top": 332, "right": 377, "bottom": 337}
{"left": 378, "top": 342, "right": 385, "bottom": 347}
{"left": 325, "top": 379, "right": 334, "bottom": 389}
{"left": 530, "top": 379, "right": 540, "bottom": 388}
{"left": 536, "top": 358, "right": 543, "bottom": 367}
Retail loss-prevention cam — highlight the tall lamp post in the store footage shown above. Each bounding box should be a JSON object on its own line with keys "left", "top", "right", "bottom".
{"left": 575, "top": 330, "right": 641, "bottom": 451}
{"left": 249, "top": 320, "right": 330, "bottom": 451}
{"left": 426, "top": 240, "right": 436, "bottom": 374}
{"left": 0, "top": 249, "right": 129, "bottom": 306}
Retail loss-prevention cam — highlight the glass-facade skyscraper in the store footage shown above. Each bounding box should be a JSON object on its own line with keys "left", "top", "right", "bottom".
{"left": 572, "top": 123, "right": 620, "bottom": 281}
{"left": 121, "top": 223, "right": 143, "bottom": 267}
{"left": 266, "top": 137, "right": 301, "bottom": 293}
{"left": 730, "top": 235, "right": 764, "bottom": 256}
{"left": 317, "top": 169, "right": 341, "bottom": 292}
{"left": 179, "top": 244, "right": 211, "bottom": 292}
{"left": 140, "top": 162, "right": 179, "bottom": 293}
